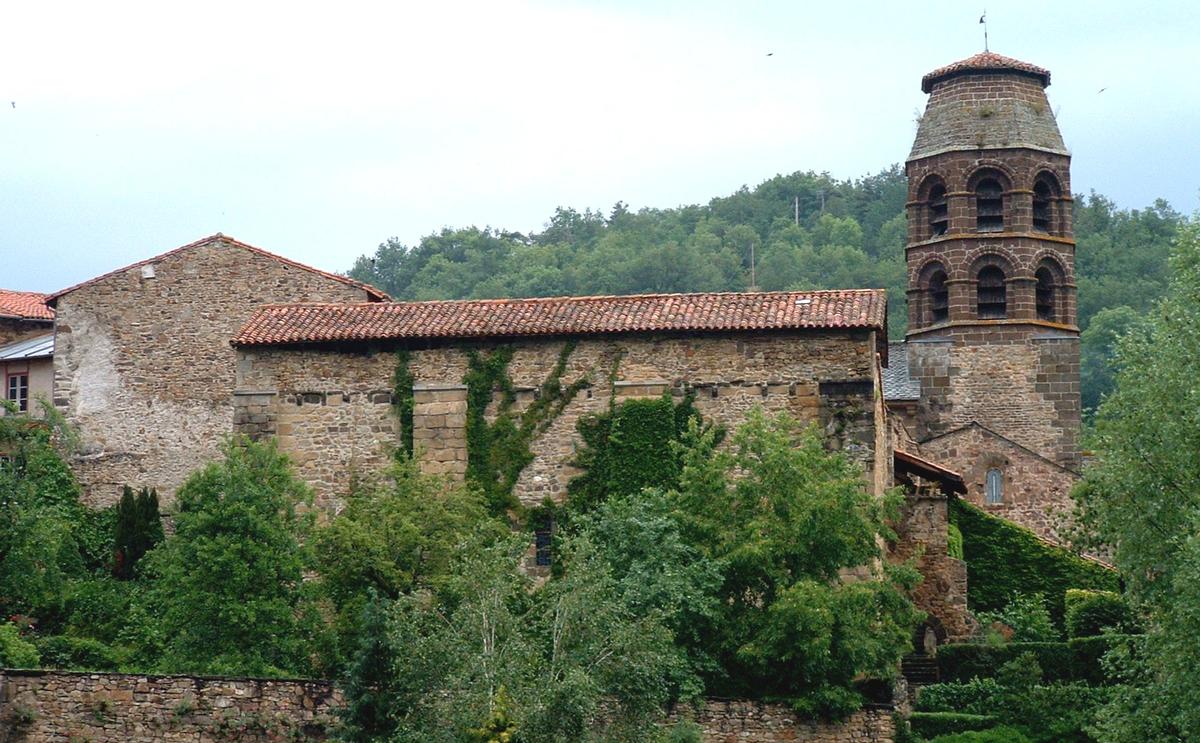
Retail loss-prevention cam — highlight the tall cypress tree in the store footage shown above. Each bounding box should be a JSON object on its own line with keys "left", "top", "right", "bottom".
{"left": 112, "top": 486, "right": 163, "bottom": 580}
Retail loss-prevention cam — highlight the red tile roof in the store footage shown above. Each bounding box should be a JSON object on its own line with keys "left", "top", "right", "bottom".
{"left": 922, "top": 51, "right": 1051, "bottom": 93}
{"left": 233, "top": 290, "right": 888, "bottom": 347}
{"left": 46, "top": 233, "right": 389, "bottom": 305}
{"left": 0, "top": 289, "right": 54, "bottom": 321}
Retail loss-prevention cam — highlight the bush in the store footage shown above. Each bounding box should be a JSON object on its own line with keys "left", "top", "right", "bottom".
{"left": 951, "top": 499, "right": 1118, "bottom": 628}
{"left": 928, "top": 727, "right": 1033, "bottom": 743}
{"left": 0, "top": 622, "right": 39, "bottom": 668}
{"left": 1064, "top": 589, "right": 1133, "bottom": 638}
{"left": 909, "top": 712, "right": 997, "bottom": 738}
{"left": 917, "top": 677, "right": 1005, "bottom": 713}
{"left": 1067, "top": 634, "right": 1129, "bottom": 685}
{"left": 36, "top": 635, "right": 120, "bottom": 671}
{"left": 938, "top": 643, "right": 1073, "bottom": 684}
{"left": 976, "top": 594, "right": 1057, "bottom": 642}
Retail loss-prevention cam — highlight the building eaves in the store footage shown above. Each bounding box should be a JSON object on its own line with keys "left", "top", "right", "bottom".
{"left": 45, "top": 233, "right": 390, "bottom": 306}
{"left": 0, "top": 290, "right": 54, "bottom": 321}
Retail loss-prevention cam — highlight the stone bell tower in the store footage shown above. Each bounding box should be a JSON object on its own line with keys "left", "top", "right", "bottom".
{"left": 902, "top": 53, "right": 1081, "bottom": 525}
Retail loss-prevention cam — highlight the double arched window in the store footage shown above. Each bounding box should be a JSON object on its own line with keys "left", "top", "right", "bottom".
{"left": 977, "top": 265, "right": 1007, "bottom": 319}
{"left": 975, "top": 178, "right": 1005, "bottom": 232}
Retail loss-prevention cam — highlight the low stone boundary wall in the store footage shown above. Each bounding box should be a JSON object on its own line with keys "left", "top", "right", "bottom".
{"left": 681, "top": 700, "right": 894, "bottom": 742}
{"left": 0, "top": 669, "right": 341, "bottom": 742}
{"left": 0, "top": 670, "right": 894, "bottom": 742}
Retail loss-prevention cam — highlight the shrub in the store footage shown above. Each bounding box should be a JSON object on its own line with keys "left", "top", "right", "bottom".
{"left": 951, "top": 499, "right": 1118, "bottom": 628}
{"left": 0, "top": 622, "right": 40, "bottom": 668}
{"left": 909, "top": 712, "right": 997, "bottom": 738}
{"left": 976, "top": 594, "right": 1057, "bottom": 642}
{"left": 916, "top": 677, "right": 1005, "bottom": 714}
{"left": 1064, "top": 589, "right": 1133, "bottom": 638}
{"left": 36, "top": 635, "right": 120, "bottom": 671}
{"left": 1066, "top": 634, "right": 1129, "bottom": 685}
{"left": 928, "top": 727, "right": 1033, "bottom": 743}
{"left": 937, "top": 643, "right": 1073, "bottom": 683}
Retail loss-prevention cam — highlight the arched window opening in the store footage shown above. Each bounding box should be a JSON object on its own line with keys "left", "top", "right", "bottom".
{"left": 929, "top": 183, "right": 949, "bottom": 236}
{"left": 976, "top": 178, "right": 1004, "bottom": 232}
{"left": 985, "top": 468, "right": 1003, "bottom": 504}
{"left": 1032, "top": 180, "right": 1053, "bottom": 233}
{"left": 977, "top": 266, "right": 1007, "bottom": 319}
{"left": 1036, "top": 267, "right": 1055, "bottom": 321}
{"left": 929, "top": 269, "right": 949, "bottom": 323}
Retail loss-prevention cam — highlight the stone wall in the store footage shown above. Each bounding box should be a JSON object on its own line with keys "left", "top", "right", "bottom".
{"left": 906, "top": 334, "right": 1080, "bottom": 471}
{"left": 891, "top": 488, "right": 976, "bottom": 641}
{"left": 919, "top": 422, "right": 1079, "bottom": 545}
{"left": 51, "top": 237, "right": 377, "bottom": 507}
{"left": 234, "top": 330, "right": 882, "bottom": 510}
{"left": 0, "top": 320, "right": 52, "bottom": 347}
{"left": 0, "top": 670, "right": 340, "bottom": 742}
{"left": 676, "top": 701, "right": 894, "bottom": 742}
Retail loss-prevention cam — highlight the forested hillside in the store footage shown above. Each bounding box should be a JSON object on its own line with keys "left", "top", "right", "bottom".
{"left": 349, "top": 167, "right": 1189, "bottom": 414}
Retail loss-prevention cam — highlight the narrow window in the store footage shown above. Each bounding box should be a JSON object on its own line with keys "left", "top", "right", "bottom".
{"left": 929, "top": 270, "right": 949, "bottom": 323}
{"left": 1032, "top": 181, "right": 1052, "bottom": 233}
{"left": 929, "top": 183, "right": 949, "bottom": 236}
{"left": 534, "top": 522, "right": 554, "bottom": 567}
{"left": 977, "top": 266, "right": 1007, "bottom": 319}
{"left": 1036, "top": 267, "right": 1055, "bottom": 321}
{"left": 976, "top": 178, "right": 1004, "bottom": 232}
{"left": 6, "top": 373, "right": 29, "bottom": 413}
{"left": 985, "top": 468, "right": 1003, "bottom": 504}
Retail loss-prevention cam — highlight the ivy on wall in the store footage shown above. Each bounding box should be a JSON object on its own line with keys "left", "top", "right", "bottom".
{"left": 391, "top": 350, "right": 414, "bottom": 457}
{"left": 950, "top": 498, "right": 1119, "bottom": 627}
{"left": 463, "top": 342, "right": 589, "bottom": 516}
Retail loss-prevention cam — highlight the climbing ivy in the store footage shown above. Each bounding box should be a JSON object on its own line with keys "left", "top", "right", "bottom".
{"left": 566, "top": 390, "right": 717, "bottom": 516}
{"left": 391, "top": 350, "right": 415, "bottom": 457}
{"left": 463, "top": 342, "right": 589, "bottom": 516}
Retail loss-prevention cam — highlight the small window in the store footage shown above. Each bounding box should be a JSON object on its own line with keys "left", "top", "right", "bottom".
{"left": 985, "top": 468, "right": 1003, "bottom": 504}
{"left": 929, "top": 183, "right": 949, "bottom": 236}
{"left": 929, "top": 270, "right": 949, "bottom": 323}
{"left": 977, "top": 266, "right": 1007, "bottom": 319}
{"left": 1036, "top": 267, "right": 1055, "bottom": 321}
{"left": 534, "top": 522, "right": 553, "bottom": 567}
{"left": 6, "top": 374, "right": 29, "bottom": 413}
{"left": 976, "top": 178, "right": 1004, "bottom": 232}
{"left": 1032, "top": 181, "right": 1052, "bottom": 233}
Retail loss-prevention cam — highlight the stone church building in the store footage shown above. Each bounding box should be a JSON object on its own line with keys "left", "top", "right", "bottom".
{"left": 9, "top": 51, "right": 1086, "bottom": 647}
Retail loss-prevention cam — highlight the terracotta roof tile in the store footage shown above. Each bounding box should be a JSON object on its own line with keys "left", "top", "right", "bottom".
{"left": 233, "top": 290, "right": 888, "bottom": 347}
{"left": 922, "top": 51, "right": 1051, "bottom": 93}
{"left": 0, "top": 289, "right": 54, "bottom": 321}
{"left": 46, "top": 233, "right": 389, "bottom": 305}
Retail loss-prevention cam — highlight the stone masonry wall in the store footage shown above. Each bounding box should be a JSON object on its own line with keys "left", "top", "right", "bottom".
{"left": 0, "top": 319, "right": 52, "bottom": 347}
{"left": 234, "top": 330, "right": 881, "bottom": 511}
{"left": 891, "top": 489, "right": 976, "bottom": 641}
{"left": 919, "top": 423, "right": 1079, "bottom": 545}
{"left": 0, "top": 669, "right": 892, "bottom": 743}
{"left": 0, "top": 670, "right": 340, "bottom": 742}
{"left": 52, "top": 238, "right": 375, "bottom": 507}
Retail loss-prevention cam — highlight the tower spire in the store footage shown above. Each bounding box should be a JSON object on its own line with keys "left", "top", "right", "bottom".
{"left": 979, "top": 11, "right": 989, "bottom": 52}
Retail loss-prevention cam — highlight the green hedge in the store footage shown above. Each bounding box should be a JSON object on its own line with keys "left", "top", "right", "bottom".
{"left": 1064, "top": 589, "right": 1133, "bottom": 638}
{"left": 938, "top": 643, "right": 1074, "bottom": 684}
{"left": 0, "top": 622, "right": 40, "bottom": 668}
{"left": 36, "top": 635, "right": 121, "bottom": 671}
{"left": 950, "top": 499, "right": 1118, "bottom": 627}
{"left": 928, "top": 728, "right": 1033, "bottom": 743}
{"left": 909, "top": 712, "right": 998, "bottom": 739}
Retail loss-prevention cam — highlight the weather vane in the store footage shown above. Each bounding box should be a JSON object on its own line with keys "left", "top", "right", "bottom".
{"left": 980, "top": 11, "right": 989, "bottom": 52}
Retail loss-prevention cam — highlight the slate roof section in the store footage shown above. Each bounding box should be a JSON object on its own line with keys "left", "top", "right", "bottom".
{"left": 921, "top": 51, "right": 1051, "bottom": 93}
{"left": 233, "top": 290, "right": 888, "bottom": 349}
{"left": 882, "top": 341, "right": 921, "bottom": 401}
{"left": 45, "top": 234, "right": 390, "bottom": 305}
{"left": 0, "top": 333, "right": 54, "bottom": 361}
{"left": 0, "top": 290, "right": 54, "bottom": 321}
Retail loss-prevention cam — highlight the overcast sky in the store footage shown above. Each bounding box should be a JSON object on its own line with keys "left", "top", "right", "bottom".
{"left": 2, "top": 0, "right": 1197, "bottom": 293}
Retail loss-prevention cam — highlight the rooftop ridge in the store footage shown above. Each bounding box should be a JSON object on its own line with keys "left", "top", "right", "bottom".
{"left": 921, "top": 51, "right": 1051, "bottom": 93}
{"left": 46, "top": 233, "right": 390, "bottom": 305}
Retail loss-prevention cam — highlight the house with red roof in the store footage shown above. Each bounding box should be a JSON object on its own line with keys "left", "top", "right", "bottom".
{"left": 0, "top": 290, "right": 54, "bottom": 415}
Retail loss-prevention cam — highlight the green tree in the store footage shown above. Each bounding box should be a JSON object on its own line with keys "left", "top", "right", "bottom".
{"left": 1079, "top": 306, "right": 1142, "bottom": 417}
{"left": 137, "top": 437, "right": 316, "bottom": 676}
{"left": 1075, "top": 223, "right": 1200, "bottom": 741}
{"left": 671, "top": 409, "right": 921, "bottom": 715}
{"left": 111, "top": 486, "right": 163, "bottom": 580}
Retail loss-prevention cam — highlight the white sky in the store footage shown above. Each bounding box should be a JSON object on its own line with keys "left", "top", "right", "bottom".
{"left": 2, "top": 0, "right": 1197, "bottom": 292}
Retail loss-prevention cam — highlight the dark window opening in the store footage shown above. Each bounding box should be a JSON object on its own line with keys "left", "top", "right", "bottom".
{"left": 534, "top": 523, "right": 553, "bottom": 567}
{"left": 929, "top": 183, "right": 949, "bottom": 236}
{"left": 986, "top": 468, "right": 1003, "bottom": 504}
{"left": 929, "top": 270, "right": 949, "bottom": 323}
{"left": 1032, "top": 181, "right": 1053, "bottom": 233}
{"left": 6, "top": 374, "right": 29, "bottom": 413}
{"left": 977, "top": 266, "right": 1007, "bottom": 319}
{"left": 976, "top": 178, "right": 1004, "bottom": 233}
{"left": 1036, "top": 267, "right": 1055, "bottom": 321}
